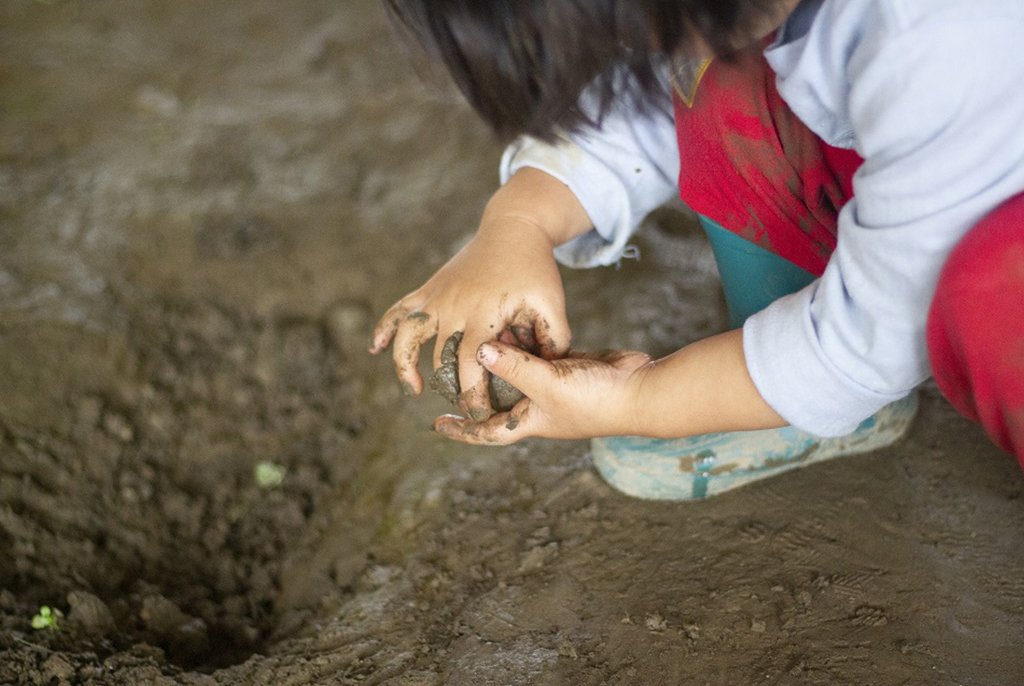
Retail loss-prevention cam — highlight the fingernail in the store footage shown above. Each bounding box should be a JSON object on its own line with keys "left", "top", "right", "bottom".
{"left": 469, "top": 407, "right": 490, "bottom": 422}
{"left": 434, "top": 421, "right": 457, "bottom": 439}
{"left": 401, "top": 381, "right": 416, "bottom": 396}
{"left": 478, "top": 343, "right": 498, "bottom": 366}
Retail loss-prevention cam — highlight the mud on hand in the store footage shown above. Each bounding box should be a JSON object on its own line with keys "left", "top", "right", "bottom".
{"left": 429, "top": 331, "right": 525, "bottom": 412}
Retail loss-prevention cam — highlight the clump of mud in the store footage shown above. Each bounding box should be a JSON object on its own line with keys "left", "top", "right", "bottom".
{"left": 429, "top": 332, "right": 525, "bottom": 412}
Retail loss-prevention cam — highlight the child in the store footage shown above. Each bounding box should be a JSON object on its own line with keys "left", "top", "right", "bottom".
{"left": 370, "top": 0, "right": 1024, "bottom": 498}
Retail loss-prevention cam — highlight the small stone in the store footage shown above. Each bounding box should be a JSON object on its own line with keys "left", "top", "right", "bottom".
{"left": 79, "top": 665, "right": 104, "bottom": 680}
{"left": 558, "top": 640, "right": 578, "bottom": 659}
{"left": 67, "top": 590, "right": 116, "bottom": 636}
{"left": 141, "top": 595, "right": 209, "bottom": 660}
{"left": 751, "top": 618, "right": 767, "bottom": 633}
{"left": 141, "top": 595, "right": 201, "bottom": 639}
{"left": 644, "top": 612, "right": 668, "bottom": 632}
{"left": 517, "top": 542, "right": 558, "bottom": 573}
{"left": 41, "top": 654, "right": 75, "bottom": 681}
{"left": 102, "top": 412, "right": 134, "bottom": 443}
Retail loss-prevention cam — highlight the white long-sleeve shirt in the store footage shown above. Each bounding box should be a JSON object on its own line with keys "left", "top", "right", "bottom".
{"left": 500, "top": 0, "right": 1024, "bottom": 437}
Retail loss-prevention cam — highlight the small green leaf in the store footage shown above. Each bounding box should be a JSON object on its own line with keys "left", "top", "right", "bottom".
{"left": 254, "top": 461, "right": 286, "bottom": 489}
{"left": 31, "top": 606, "right": 62, "bottom": 630}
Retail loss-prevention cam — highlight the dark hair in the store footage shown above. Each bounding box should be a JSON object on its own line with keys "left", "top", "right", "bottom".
{"left": 383, "top": 0, "right": 778, "bottom": 142}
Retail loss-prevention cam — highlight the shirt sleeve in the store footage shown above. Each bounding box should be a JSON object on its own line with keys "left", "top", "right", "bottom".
{"left": 745, "top": 12, "right": 1024, "bottom": 436}
{"left": 499, "top": 75, "right": 680, "bottom": 268}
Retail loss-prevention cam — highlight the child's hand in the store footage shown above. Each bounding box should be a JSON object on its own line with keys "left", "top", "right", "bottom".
{"left": 432, "top": 329, "right": 790, "bottom": 444}
{"left": 369, "top": 168, "right": 595, "bottom": 421}
{"left": 370, "top": 224, "right": 570, "bottom": 420}
{"left": 432, "top": 342, "right": 653, "bottom": 444}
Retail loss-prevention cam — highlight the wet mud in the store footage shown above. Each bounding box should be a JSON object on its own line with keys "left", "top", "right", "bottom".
{"left": 429, "top": 332, "right": 525, "bottom": 412}
{"left": 1, "top": 1, "right": 1023, "bottom": 684}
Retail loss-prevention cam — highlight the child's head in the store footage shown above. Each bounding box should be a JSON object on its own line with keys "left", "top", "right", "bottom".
{"left": 384, "top": 0, "right": 780, "bottom": 141}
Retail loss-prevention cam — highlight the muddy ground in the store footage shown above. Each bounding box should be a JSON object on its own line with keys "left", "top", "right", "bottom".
{"left": 1, "top": 1, "right": 1022, "bottom": 684}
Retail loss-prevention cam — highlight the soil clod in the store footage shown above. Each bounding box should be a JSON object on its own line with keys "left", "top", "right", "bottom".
{"left": 429, "top": 332, "right": 525, "bottom": 412}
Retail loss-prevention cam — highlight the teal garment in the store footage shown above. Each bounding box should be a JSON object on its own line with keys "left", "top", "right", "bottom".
{"left": 591, "top": 392, "right": 918, "bottom": 500}
{"left": 698, "top": 216, "right": 816, "bottom": 329}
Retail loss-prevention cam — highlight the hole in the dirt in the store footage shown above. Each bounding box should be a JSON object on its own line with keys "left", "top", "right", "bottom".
{"left": 108, "top": 592, "right": 271, "bottom": 672}
{"left": 0, "top": 425, "right": 309, "bottom": 670}
{"left": 1, "top": 476, "right": 289, "bottom": 671}
{"left": 0, "top": 296, "right": 371, "bottom": 674}
{"left": 3, "top": 570, "right": 280, "bottom": 673}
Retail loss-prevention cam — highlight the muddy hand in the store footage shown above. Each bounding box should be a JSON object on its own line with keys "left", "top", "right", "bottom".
{"left": 429, "top": 332, "right": 525, "bottom": 413}
{"left": 368, "top": 194, "right": 574, "bottom": 409}
{"left": 433, "top": 342, "right": 652, "bottom": 445}
{"left": 452, "top": 313, "right": 556, "bottom": 420}
{"left": 370, "top": 299, "right": 438, "bottom": 396}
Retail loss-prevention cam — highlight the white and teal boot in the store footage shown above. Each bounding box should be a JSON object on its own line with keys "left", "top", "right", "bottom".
{"left": 590, "top": 217, "right": 918, "bottom": 500}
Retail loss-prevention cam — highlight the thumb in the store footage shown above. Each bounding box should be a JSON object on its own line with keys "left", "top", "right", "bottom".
{"left": 477, "top": 342, "right": 551, "bottom": 397}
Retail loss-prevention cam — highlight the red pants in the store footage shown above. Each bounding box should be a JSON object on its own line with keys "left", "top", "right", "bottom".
{"left": 927, "top": 197, "right": 1024, "bottom": 459}
{"left": 673, "top": 47, "right": 1024, "bottom": 464}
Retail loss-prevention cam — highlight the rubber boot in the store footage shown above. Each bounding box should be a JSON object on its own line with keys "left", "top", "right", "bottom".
{"left": 590, "top": 216, "right": 918, "bottom": 500}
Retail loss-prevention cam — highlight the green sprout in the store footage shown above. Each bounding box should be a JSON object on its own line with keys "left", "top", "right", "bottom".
{"left": 254, "top": 461, "right": 286, "bottom": 490}
{"left": 31, "top": 606, "right": 62, "bottom": 630}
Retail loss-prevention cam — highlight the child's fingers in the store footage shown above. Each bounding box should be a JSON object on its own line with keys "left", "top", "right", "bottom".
{"left": 369, "top": 306, "right": 403, "bottom": 354}
{"left": 370, "top": 295, "right": 426, "bottom": 354}
{"left": 531, "top": 308, "right": 571, "bottom": 360}
{"left": 505, "top": 312, "right": 539, "bottom": 353}
{"left": 432, "top": 403, "right": 532, "bottom": 445}
{"left": 477, "top": 342, "right": 552, "bottom": 398}
{"left": 390, "top": 310, "right": 436, "bottom": 395}
{"left": 458, "top": 380, "right": 493, "bottom": 422}
{"left": 456, "top": 328, "right": 497, "bottom": 421}
{"left": 496, "top": 327, "right": 521, "bottom": 347}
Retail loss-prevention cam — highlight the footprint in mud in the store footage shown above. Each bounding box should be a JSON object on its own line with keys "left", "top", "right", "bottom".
{"left": 850, "top": 605, "right": 890, "bottom": 627}
{"left": 429, "top": 332, "right": 525, "bottom": 412}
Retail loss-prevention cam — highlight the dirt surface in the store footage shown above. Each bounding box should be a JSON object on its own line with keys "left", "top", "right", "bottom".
{"left": 1, "top": 1, "right": 1022, "bottom": 684}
